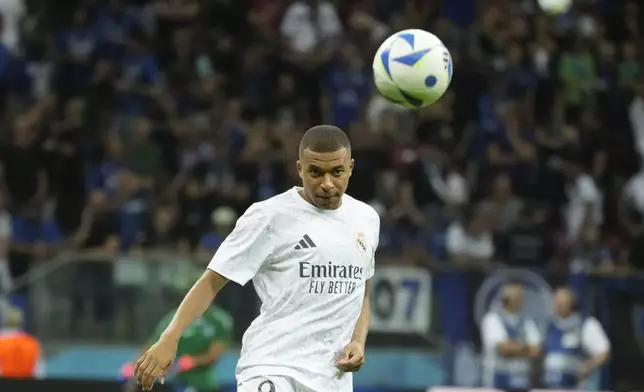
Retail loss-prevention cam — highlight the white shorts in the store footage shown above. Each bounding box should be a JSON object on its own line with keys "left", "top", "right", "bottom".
{"left": 237, "top": 376, "right": 314, "bottom": 392}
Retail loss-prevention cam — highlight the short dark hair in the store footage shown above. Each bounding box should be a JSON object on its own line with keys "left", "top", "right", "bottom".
{"left": 299, "top": 125, "right": 351, "bottom": 155}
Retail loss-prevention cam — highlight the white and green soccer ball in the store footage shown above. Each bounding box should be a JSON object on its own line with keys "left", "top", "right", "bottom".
{"left": 373, "top": 29, "right": 453, "bottom": 109}
{"left": 538, "top": 0, "right": 573, "bottom": 15}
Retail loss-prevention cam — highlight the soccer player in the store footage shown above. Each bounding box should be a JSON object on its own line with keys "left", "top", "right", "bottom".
{"left": 134, "top": 125, "right": 380, "bottom": 392}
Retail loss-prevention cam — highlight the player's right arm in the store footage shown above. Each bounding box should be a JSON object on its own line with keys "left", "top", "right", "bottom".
{"left": 135, "top": 203, "right": 274, "bottom": 390}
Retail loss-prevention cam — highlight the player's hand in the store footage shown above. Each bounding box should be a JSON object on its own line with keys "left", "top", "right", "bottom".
{"left": 134, "top": 339, "right": 177, "bottom": 390}
{"left": 335, "top": 341, "right": 365, "bottom": 372}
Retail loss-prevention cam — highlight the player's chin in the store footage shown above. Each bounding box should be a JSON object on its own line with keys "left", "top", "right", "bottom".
{"left": 315, "top": 195, "right": 340, "bottom": 209}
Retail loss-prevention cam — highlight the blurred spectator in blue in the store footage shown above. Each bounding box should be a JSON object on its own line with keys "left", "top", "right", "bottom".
{"left": 196, "top": 206, "right": 237, "bottom": 262}
{"left": 9, "top": 201, "right": 64, "bottom": 290}
{"left": 95, "top": 0, "right": 142, "bottom": 61}
{"left": 323, "top": 43, "right": 371, "bottom": 131}
{"left": 55, "top": 7, "right": 97, "bottom": 100}
{"left": 115, "top": 171, "right": 148, "bottom": 251}
{"left": 280, "top": 0, "right": 343, "bottom": 123}
{"left": 115, "top": 26, "right": 159, "bottom": 121}
{"left": 87, "top": 134, "right": 128, "bottom": 195}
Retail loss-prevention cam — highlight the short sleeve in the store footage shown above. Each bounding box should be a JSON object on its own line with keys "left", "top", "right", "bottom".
{"left": 207, "top": 203, "right": 274, "bottom": 286}
{"left": 481, "top": 313, "right": 507, "bottom": 349}
{"left": 582, "top": 317, "right": 610, "bottom": 356}
{"left": 524, "top": 319, "right": 541, "bottom": 346}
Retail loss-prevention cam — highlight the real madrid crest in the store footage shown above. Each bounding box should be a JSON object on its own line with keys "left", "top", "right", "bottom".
{"left": 356, "top": 232, "right": 367, "bottom": 253}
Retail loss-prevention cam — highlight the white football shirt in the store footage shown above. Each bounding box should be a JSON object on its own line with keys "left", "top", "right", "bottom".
{"left": 208, "top": 187, "right": 380, "bottom": 392}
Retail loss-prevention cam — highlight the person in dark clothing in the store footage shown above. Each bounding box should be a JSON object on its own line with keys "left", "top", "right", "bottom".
{"left": 69, "top": 189, "right": 120, "bottom": 337}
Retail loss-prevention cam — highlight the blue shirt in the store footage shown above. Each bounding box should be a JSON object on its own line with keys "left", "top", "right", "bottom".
{"left": 198, "top": 232, "right": 224, "bottom": 253}
{"left": 11, "top": 216, "right": 64, "bottom": 244}
{"left": 118, "top": 52, "right": 159, "bottom": 114}
{"left": 87, "top": 160, "right": 129, "bottom": 194}
{"left": 95, "top": 8, "right": 141, "bottom": 60}
{"left": 56, "top": 27, "right": 98, "bottom": 87}
{"left": 325, "top": 65, "right": 370, "bottom": 129}
{"left": 119, "top": 194, "right": 148, "bottom": 250}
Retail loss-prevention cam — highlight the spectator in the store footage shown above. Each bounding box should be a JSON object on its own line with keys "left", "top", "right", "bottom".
{"left": 115, "top": 171, "right": 148, "bottom": 251}
{"left": 498, "top": 204, "right": 553, "bottom": 267}
{"left": 1, "top": 115, "right": 48, "bottom": 207}
{"left": 123, "top": 117, "right": 162, "bottom": 182}
{"left": 629, "top": 78, "right": 644, "bottom": 162}
{"left": 280, "top": 0, "right": 342, "bottom": 123}
{"left": 563, "top": 160, "right": 603, "bottom": 245}
{"left": 0, "top": 305, "right": 45, "bottom": 378}
{"left": 54, "top": 7, "right": 97, "bottom": 100}
{"left": 0, "top": 0, "right": 25, "bottom": 53}
{"left": 446, "top": 207, "right": 494, "bottom": 265}
{"left": 619, "top": 165, "right": 644, "bottom": 239}
{"left": 140, "top": 198, "right": 188, "bottom": 251}
{"left": 8, "top": 201, "right": 64, "bottom": 286}
{"left": 69, "top": 189, "right": 119, "bottom": 337}
{"left": 44, "top": 98, "right": 87, "bottom": 234}
{"left": 196, "top": 206, "right": 237, "bottom": 263}
{"left": 481, "top": 173, "right": 523, "bottom": 233}
{"left": 480, "top": 283, "right": 541, "bottom": 390}
{"left": 323, "top": 43, "right": 371, "bottom": 131}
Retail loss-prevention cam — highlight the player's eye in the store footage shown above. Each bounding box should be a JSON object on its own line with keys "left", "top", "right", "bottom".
{"left": 309, "top": 169, "right": 322, "bottom": 177}
{"left": 333, "top": 169, "right": 344, "bottom": 176}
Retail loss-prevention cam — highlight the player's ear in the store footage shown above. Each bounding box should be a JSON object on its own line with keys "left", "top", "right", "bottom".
{"left": 349, "top": 159, "right": 354, "bottom": 177}
{"left": 296, "top": 160, "right": 303, "bottom": 179}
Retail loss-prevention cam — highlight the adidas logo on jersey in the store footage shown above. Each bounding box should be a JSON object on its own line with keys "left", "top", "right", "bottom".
{"left": 294, "top": 234, "right": 317, "bottom": 250}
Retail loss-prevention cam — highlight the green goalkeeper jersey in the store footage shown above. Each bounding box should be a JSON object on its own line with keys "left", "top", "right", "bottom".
{"left": 151, "top": 306, "right": 233, "bottom": 390}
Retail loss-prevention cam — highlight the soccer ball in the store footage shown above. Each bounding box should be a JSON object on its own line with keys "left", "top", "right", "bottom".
{"left": 373, "top": 29, "right": 452, "bottom": 109}
{"left": 537, "top": 0, "right": 573, "bottom": 14}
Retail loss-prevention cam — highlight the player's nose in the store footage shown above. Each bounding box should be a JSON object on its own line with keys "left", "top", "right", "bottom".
{"left": 320, "top": 174, "right": 335, "bottom": 190}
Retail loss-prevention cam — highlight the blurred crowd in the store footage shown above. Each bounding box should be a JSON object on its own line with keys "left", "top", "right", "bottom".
{"left": 0, "top": 0, "right": 642, "bottom": 300}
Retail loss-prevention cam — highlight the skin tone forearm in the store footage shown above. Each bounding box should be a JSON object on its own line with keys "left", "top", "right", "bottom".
{"left": 351, "top": 280, "right": 371, "bottom": 346}
{"left": 160, "top": 270, "right": 228, "bottom": 344}
{"left": 497, "top": 342, "right": 541, "bottom": 358}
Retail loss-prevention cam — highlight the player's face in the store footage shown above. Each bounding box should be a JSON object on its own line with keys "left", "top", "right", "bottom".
{"left": 297, "top": 147, "right": 353, "bottom": 210}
